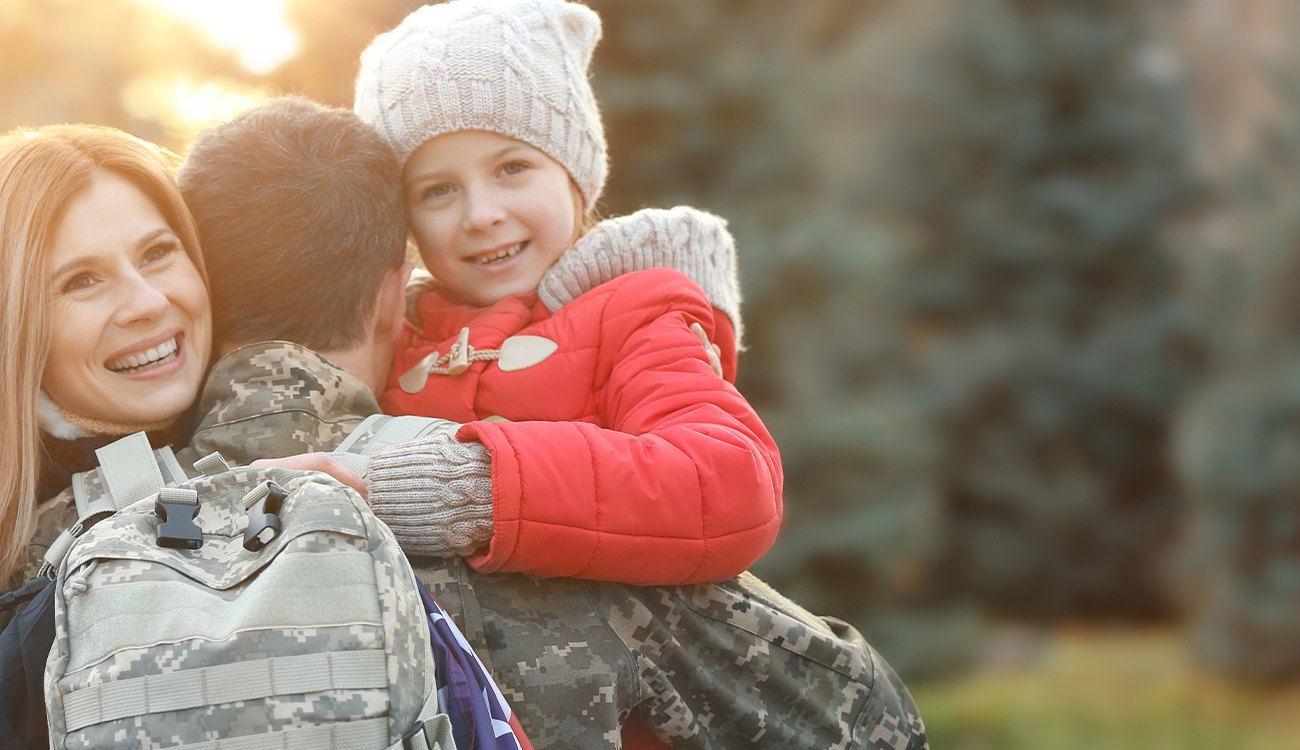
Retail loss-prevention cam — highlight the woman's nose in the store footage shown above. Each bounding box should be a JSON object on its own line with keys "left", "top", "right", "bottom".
{"left": 112, "top": 273, "right": 170, "bottom": 326}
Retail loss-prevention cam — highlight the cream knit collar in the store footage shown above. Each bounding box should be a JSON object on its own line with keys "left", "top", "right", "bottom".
{"left": 37, "top": 389, "right": 176, "bottom": 440}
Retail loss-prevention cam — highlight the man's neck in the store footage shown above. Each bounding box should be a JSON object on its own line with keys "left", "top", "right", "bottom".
{"left": 183, "top": 341, "right": 383, "bottom": 467}
{"left": 317, "top": 344, "right": 388, "bottom": 399}
{"left": 219, "top": 339, "right": 389, "bottom": 399}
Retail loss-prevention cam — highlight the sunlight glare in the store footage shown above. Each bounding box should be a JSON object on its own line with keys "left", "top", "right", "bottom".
{"left": 123, "top": 74, "right": 268, "bottom": 139}
{"left": 131, "top": 0, "right": 300, "bottom": 75}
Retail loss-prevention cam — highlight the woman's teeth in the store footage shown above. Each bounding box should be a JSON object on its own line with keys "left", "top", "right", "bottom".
{"left": 108, "top": 336, "right": 179, "bottom": 373}
{"left": 476, "top": 242, "right": 525, "bottom": 264}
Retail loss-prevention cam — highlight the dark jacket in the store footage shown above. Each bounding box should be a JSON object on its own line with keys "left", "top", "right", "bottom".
{"left": 2, "top": 426, "right": 183, "bottom": 750}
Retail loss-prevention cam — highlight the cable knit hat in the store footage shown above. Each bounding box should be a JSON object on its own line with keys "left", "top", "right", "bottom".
{"left": 354, "top": 0, "right": 607, "bottom": 209}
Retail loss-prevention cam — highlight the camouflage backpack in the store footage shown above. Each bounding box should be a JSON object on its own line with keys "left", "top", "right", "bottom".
{"left": 42, "top": 432, "right": 454, "bottom": 750}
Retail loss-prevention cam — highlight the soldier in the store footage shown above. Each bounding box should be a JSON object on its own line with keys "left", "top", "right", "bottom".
{"left": 178, "top": 96, "right": 927, "bottom": 750}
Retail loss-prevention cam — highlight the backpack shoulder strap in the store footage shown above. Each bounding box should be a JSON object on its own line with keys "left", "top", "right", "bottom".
{"left": 93, "top": 432, "right": 167, "bottom": 509}
{"left": 46, "top": 433, "right": 188, "bottom": 577}
{"left": 334, "top": 414, "right": 460, "bottom": 456}
{"left": 71, "top": 433, "right": 186, "bottom": 519}
{"left": 332, "top": 415, "right": 461, "bottom": 478}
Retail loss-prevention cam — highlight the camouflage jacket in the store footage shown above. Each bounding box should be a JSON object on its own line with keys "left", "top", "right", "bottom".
{"left": 21, "top": 342, "right": 374, "bottom": 581}
{"left": 182, "top": 340, "right": 381, "bottom": 465}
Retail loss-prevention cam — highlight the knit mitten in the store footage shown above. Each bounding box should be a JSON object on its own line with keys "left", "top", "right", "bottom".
{"left": 538, "top": 206, "right": 743, "bottom": 346}
{"left": 364, "top": 431, "right": 494, "bottom": 557}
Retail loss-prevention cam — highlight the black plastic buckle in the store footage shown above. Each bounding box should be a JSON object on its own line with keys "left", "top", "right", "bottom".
{"left": 155, "top": 488, "right": 202, "bottom": 550}
{"left": 244, "top": 481, "right": 288, "bottom": 551}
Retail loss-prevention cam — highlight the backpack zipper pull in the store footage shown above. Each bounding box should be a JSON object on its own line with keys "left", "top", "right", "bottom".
{"left": 65, "top": 561, "right": 97, "bottom": 597}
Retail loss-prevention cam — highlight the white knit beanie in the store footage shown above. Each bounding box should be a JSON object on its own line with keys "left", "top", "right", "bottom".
{"left": 354, "top": 0, "right": 607, "bottom": 209}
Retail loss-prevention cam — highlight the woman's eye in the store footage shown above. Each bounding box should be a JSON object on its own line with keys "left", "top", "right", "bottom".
{"left": 62, "top": 273, "right": 97, "bottom": 293}
{"left": 499, "top": 161, "right": 528, "bottom": 177}
{"left": 142, "top": 243, "right": 177, "bottom": 265}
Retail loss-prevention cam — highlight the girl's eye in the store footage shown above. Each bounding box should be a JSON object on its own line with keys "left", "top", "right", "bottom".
{"left": 499, "top": 161, "right": 528, "bottom": 177}
{"left": 421, "top": 183, "right": 454, "bottom": 202}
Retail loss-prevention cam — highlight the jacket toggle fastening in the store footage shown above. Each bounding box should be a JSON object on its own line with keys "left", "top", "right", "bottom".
{"left": 398, "top": 327, "right": 559, "bottom": 393}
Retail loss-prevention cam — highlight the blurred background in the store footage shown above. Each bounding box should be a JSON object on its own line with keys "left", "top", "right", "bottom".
{"left": 6, "top": 0, "right": 1300, "bottom": 746}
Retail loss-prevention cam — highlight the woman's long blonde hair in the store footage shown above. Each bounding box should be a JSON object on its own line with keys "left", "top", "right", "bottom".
{"left": 0, "top": 125, "right": 206, "bottom": 588}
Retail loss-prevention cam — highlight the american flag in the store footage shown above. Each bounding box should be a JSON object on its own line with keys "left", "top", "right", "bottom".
{"left": 418, "top": 582, "right": 534, "bottom": 750}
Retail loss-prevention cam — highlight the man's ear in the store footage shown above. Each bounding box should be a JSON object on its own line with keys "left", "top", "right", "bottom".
{"left": 376, "top": 261, "right": 416, "bottom": 343}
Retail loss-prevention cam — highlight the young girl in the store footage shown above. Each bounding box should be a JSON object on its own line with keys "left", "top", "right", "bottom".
{"left": 354, "top": 2, "right": 926, "bottom": 748}
{"left": 354, "top": 0, "right": 778, "bottom": 585}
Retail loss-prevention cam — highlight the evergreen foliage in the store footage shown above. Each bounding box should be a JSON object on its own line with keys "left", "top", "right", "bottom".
{"left": 1177, "top": 356, "right": 1300, "bottom": 681}
{"left": 1175, "top": 11, "right": 1300, "bottom": 679}
{"left": 860, "top": 0, "right": 1205, "bottom": 619}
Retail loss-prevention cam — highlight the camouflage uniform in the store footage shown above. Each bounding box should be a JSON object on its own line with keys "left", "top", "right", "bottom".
{"left": 174, "top": 341, "right": 927, "bottom": 749}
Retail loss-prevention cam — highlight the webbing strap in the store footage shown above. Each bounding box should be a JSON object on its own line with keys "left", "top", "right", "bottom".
{"left": 334, "top": 414, "right": 458, "bottom": 456}
{"left": 193, "top": 451, "right": 231, "bottom": 476}
{"left": 62, "top": 649, "right": 388, "bottom": 732}
{"left": 70, "top": 472, "right": 114, "bottom": 522}
{"left": 330, "top": 451, "right": 371, "bottom": 477}
{"left": 74, "top": 444, "right": 188, "bottom": 519}
{"left": 166, "top": 717, "right": 390, "bottom": 750}
{"left": 38, "top": 528, "right": 78, "bottom": 578}
{"left": 94, "top": 432, "right": 165, "bottom": 511}
{"left": 388, "top": 713, "right": 456, "bottom": 750}
{"left": 155, "top": 446, "right": 188, "bottom": 484}
{"left": 60, "top": 440, "right": 187, "bottom": 574}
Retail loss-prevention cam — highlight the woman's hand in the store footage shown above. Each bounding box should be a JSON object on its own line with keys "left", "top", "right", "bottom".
{"left": 250, "top": 453, "right": 368, "bottom": 499}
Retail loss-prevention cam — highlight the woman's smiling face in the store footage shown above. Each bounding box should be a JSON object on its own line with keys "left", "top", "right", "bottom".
{"left": 41, "top": 169, "right": 211, "bottom": 426}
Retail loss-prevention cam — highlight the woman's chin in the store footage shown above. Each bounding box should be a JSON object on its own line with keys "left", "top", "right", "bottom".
{"left": 86, "top": 375, "right": 201, "bottom": 427}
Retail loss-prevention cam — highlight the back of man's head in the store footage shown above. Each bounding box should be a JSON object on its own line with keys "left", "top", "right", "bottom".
{"left": 180, "top": 96, "right": 406, "bottom": 352}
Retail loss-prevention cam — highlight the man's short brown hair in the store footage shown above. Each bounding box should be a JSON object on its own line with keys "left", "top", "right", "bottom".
{"left": 180, "top": 97, "right": 406, "bottom": 351}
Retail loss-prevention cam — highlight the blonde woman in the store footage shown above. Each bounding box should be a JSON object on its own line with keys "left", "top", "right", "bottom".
{"left": 0, "top": 125, "right": 212, "bottom": 593}
{"left": 0, "top": 124, "right": 212, "bottom": 748}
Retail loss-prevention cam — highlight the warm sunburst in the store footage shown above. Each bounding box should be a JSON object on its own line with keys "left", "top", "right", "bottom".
{"left": 130, "top": 0, "right": 300, "bottom": 75}
{"left": 121, "top": 0, "right": 302, "bottom": 139}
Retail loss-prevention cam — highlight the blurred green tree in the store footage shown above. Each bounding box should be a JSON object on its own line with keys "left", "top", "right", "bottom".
{"left": 861, "top": 0, "right": 1205, "bottom": 620}
{"left": 1175, "top": 4, "right": 1300, "bottom": 681}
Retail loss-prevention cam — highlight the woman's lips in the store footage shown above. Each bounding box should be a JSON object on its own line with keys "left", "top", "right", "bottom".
{"left": 106, "top": 330, "right": 186, "bottom": 378}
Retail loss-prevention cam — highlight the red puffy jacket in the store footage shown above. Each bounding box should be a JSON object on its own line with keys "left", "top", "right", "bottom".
{"left": 384, "top": 268, "right": 783, "bottom": 584}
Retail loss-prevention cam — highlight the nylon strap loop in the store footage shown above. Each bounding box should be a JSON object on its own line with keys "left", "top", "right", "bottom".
{"left": 193, "top": 451, "right": 232, "bottom": 476}
{"left": 94, "top": 432, "right": 165, "bottom": 511}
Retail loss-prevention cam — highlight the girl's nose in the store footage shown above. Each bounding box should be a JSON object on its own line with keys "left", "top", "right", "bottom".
{"left": 462, "top": 189, "right": 506, "bottom": 231}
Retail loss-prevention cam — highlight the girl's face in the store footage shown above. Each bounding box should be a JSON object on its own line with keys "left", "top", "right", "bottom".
{"left": 42, "top": 170, "right": 211, "bottom": 426}
{"left": 404, "top": 130, "right": 578, "bottom": 306}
